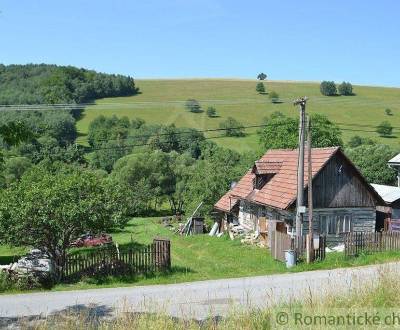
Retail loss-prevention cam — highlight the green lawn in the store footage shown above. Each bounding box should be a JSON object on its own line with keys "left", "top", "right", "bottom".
{"left": 76, "top": 79, "right": 400, "bottom": 152}
{"left": 1, "top": 217, "right": 400, "bottom": 292}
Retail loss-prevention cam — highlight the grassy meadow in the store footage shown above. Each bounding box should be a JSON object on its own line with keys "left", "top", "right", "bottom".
{"left": 76, "top": 79, "right": 400, "bottom": 152}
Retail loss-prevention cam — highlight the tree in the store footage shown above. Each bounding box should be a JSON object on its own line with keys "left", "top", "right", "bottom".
{"left": 87, "top": 115, "right": 130, "bottom": 147}
{"left": 376, "top": 121, "right": 393, "bottom": 137}
{"left": 256, "top": 82, "right": 266, "bottom": 94}
{"left": 131, "top": 117, "right": 146, "bottom": 129}
{"left": 347, "top": 135, "right": 376, "bottom": 148}
{"left": 0, "top": 64, "right": 138, "bottom": 105}
{"left": 0, "top": 165, "right": 129, "bottom": 276}
{"left": 148, "top": 125, "right": 205, "bottom": 158}
{"left": 183, "top": 145, "right": 245, "bottom": 215}
{"left": 338, "top": 82, "right": 353, "bottom": 96}
{"left": 268, "top": 91, "right": 280, "bottom": 103}
{"left": 206, "top": 107, "right": 217, "bottom": 117}
{"left": 320, "top": 81, "right": 337, "bottom": 96}
{"left": 89, "top": 140, "right": 130, "bottom": 172}
{"left": 219, "top": 117, "right": 245, "bottom": 137}
{"left": 257, "top": 73, "right": 267, "bottom": 80}
{"left": 185, "top": 99, "right": 202, "bottom": 113}
{"left": 385, "top": 108, "right": 393, "bottom": 116}
{"left": 259, "top": 112, "right": 343, "bottom": 150}
{"left": 2, "top": 157, "right": 32, "bottom": 185}
{"left": 111, "top": 151, "right": 178, "bottom": 214}
{"left": 346, "top": 144, "right": 397, "bottom": 185}
{"left": 0, "top": 121, "right": 32, "bottom": 146}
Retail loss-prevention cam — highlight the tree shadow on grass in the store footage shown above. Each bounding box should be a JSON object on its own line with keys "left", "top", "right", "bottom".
{"left": 0, "top": 255, "right": 20, "bottom": 265}
{"left": 0, "top": 303, "right": 114, "bottom": 329}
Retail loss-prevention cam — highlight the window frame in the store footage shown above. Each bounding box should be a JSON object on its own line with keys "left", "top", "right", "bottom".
{"left": 319, "top": 214, "right": 352, "bottom": 235}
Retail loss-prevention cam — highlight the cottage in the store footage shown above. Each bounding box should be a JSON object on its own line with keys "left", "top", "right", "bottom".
{"left": 214, "top": 147, "right": 384, "bottom": 246}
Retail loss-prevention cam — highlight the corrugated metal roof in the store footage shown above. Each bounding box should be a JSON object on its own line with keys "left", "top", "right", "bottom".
{"left": 371, "top": 184, "right": 400, "bottom": 204}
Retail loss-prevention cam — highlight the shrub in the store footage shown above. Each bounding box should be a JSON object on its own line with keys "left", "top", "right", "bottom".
{"left": 0, "top": 272, "right": 47, "bottom": 292}
{"left": 268, "top": 91, "right": 280, "bottom": 103}
{"left": 320, "top": 81, "right": 337, "bottom": 96}
{"left": 206, "top": 106, "right": 217, "bottom": 117}
{"left": 219, "top": 117, "right": 245, "bottom": 137}
{"left": 376, "top": 121, "right": 393, "bottom": 137}
{"left": 338, "top": 81, "right": 353, "bottom": 96}
{"left": 185, "top": 99, "right": 202, "bottom": 113}
{"left": 256, "top": 82, "right": 265, "bottom": 94}
{"left": 385, "top": 108, "right": 393, "bottom": 116}
{"left": 347, "top": 135, "right": 376, "bottom": 148}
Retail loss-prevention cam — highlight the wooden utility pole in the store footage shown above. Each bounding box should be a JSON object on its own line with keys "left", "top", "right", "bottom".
{"left": 306, "top": 115, "right": 314, "bottom": 263}
{"left": 293, "top": 97, "right": 307, "bottom": 252}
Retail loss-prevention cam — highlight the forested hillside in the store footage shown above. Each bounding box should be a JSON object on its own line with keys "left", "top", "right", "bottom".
{"left": 0, "top": 64, "right": 138, "bottom": 104}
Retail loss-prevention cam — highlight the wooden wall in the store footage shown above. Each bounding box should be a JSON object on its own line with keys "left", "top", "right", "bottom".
{"left": 308, "top": 153, "right": 376, "bottom": 208}
{"left": 302, "top": 207, "right": 376, "bottom": 246}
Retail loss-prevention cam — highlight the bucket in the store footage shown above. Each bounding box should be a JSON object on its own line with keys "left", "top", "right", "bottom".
{"left": 284, "top": 250, "right": 296, "bottom": 268}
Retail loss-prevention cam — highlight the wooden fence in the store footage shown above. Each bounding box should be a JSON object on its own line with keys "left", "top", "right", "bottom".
{"left": 270, "top": 231, "right": 326, "bottom": 262}
{"left": 270, "top": 231, "right": 292, "bottom": 261}
{"left": 344, "top": 231, "right": 400, "bottom": 257}
{"left": 62, "top": 238, "right": 171, "bottom": 280}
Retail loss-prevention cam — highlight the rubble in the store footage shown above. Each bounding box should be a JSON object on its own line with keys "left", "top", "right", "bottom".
{"left": 0, "top": 249, "right": 54, "bottom": 276}
{"left": 227, "top": 224, "right": 267, "bottom": 247}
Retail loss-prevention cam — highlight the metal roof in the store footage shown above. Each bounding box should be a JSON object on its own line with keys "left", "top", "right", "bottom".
{"left": 371, "top": 184, "right": 400, "bottom": 204}
{"left": 388, "top": 153, "right": 400, "bottom": 165}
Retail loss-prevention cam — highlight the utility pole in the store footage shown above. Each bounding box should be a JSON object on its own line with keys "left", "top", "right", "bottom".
{"left": 293, "top": 97, "right": 307, "bottom": 252}
{"left": 306, "top": 115, "right": 314, "bottom": 263}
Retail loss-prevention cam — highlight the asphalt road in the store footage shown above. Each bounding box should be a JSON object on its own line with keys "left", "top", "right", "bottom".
{"left": 0, "top": 262, "right": 398, "bottom": 322}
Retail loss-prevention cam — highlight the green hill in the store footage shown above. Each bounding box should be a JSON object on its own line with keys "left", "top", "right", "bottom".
{"left": 76, "top": 79, "right": 400, "bottom": 153}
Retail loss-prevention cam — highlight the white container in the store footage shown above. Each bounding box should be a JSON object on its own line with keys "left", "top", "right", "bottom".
{"left": 284, "top": 250, "right": 296, "bottom": 268}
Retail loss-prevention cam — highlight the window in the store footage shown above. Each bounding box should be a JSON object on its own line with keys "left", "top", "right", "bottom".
{"left": 319, "top": 214, "right": 352, "bottom": 235}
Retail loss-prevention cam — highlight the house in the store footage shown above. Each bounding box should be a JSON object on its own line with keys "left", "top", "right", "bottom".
{"left": 214, "top": 147, "right": 384, "bottom": 246}
{"left": 371, "top": 184, "right": 400, "bottom": 231}
{"left": 388, "top": 154, "right": 400, "bottom": 187}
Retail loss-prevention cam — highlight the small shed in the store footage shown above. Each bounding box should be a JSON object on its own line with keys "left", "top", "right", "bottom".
{"left": 371, "top": 184, "right": 400, "bottom": 231}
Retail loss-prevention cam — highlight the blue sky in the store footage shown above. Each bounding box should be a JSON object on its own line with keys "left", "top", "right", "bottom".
{"left": 1, "top": 1, "right": 400, "bottom": 86}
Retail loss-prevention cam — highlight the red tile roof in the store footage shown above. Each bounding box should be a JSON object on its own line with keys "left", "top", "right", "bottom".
{"left": 214, "top": 147, "right": 340, "bottom": 212}
{"left": 253, "top": 161, "right": 282, "bottom": 174}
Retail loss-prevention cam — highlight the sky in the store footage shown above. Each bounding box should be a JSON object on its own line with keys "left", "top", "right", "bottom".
{"left": 1, "top": 0, "right": 400, "bottom": 86}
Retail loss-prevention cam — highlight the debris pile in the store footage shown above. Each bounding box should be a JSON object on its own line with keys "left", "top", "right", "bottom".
{"left": 0, "top": 249, "right": 54, "bottom": 278}
{"left": 226, "top": 224, "right": 267, "bottom": 247}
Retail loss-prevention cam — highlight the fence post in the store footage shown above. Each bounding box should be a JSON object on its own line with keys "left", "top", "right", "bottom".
{"left": 153, "top": 237, "right": 171, "bottom": 271}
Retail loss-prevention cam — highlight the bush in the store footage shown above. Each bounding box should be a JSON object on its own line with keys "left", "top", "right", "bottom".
{"left": 206, "top": 106, "right": 217, "bottom": 117}
{"left": 185, "top": 99, "right": 202, "bottom": 113}
{"left": 320, "top": 81, "right": 337, "bottom": 96}
{"left": 0, "top": 271, "right": 48, "bottom": 292}
{"left": 347, "top": 135, "right": 376, "bottom": 148}
{"left": 385, "top": 108, "right": 393, "bottom": 116}
{"left": 268, "top": 91, "right": 280, "bottom": 103}
{"left": 338, "top": 81, "right": 353, "bottom": 96}
{"left": 219, "top": 117, "right": 245, "bottom": 137}
{"left": 256, "top": 82, "right": 265, "bottom": 94}
{"left": 376, "top": 121, "right": 393, "bottom": 137}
